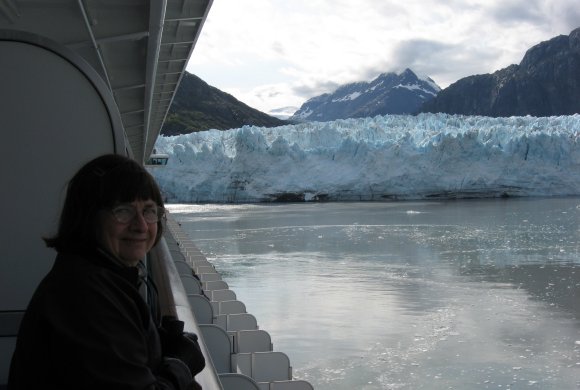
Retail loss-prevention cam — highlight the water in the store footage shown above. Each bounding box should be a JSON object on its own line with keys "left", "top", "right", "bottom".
{"left": 168, "top": 198, "right": 580, "bottom": 389}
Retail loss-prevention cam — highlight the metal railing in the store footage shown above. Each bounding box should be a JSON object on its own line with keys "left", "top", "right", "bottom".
{"left": 149, "top": 237, "right": 223, "bottom": 390}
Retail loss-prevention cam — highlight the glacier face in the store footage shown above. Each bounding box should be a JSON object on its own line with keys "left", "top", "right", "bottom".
{"left": 150, "top": 113, "right": 580, "bottom": 203}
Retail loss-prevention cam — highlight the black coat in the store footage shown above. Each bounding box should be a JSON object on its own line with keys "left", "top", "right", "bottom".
{"left": 8, "top": 250, "right": 194, "bottom": 389}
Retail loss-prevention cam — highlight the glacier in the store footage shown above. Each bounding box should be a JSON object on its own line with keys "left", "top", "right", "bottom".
{"left": 150, "top": 113, "right": 580, "bottom": 203}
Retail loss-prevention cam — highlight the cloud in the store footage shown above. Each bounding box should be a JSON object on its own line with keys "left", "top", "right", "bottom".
{"left": 391, "top": 40, "right": 458, "bottom": 71}
{"left": 390, "top": 39, "right": 500, "bottom": 87}
{"left": 488, "top": 0, "right": 546, "bottom": 25}
{"left": 187, "top": 0, "right": 580, "bottom": 113}
{"left": 292, "top": 80, "right": 341, "bottom": 100}
{"left": 485, "top": 0, "right": 580, "bottom": 32}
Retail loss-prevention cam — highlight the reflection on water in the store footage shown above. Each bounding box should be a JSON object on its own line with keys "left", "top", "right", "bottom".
{"left": 169, "top": 198, "right": 580, "bottom": 389}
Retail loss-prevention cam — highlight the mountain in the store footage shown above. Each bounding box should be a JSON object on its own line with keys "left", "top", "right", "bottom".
{"left": 290, "top": 69, "right": 440, "bottom": 122}
{"left": 161, "top": 72, "right": 286, "bottom": 135}
{"left": 421, "top": 27, "right": 580, "bottom": 117}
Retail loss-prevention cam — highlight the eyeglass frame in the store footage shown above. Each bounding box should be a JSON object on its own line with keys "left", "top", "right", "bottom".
{"left": 109, "top": 203, "right": 165, "bottom": 224}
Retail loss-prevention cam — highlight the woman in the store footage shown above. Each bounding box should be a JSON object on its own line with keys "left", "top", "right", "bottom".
{"left": 8, "top": 154, "right": 204, "bottom": 389}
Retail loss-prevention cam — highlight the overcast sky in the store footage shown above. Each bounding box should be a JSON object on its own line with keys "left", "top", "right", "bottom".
{"left": 186, "top": 0, "right": 580, "bottom": 114}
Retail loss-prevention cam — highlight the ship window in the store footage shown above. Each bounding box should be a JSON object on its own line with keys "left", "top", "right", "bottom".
{"left": 147, "top": 156, "right": 168, "bottom": 166}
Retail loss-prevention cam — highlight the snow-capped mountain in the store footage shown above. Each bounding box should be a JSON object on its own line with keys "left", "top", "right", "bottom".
{"left": 291, "top": 68, "right": 440, "bottom": 122}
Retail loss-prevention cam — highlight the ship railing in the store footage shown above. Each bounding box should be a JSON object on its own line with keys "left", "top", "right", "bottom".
{"left": 159, "top": 213, "right": 314, "bottom": 390}
{"left": 148, "top": 237, "right": 223, "bottom": 389}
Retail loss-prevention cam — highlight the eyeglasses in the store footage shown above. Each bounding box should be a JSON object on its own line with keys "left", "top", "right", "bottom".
{"left": 110, "top": 204, "right": 164, "bottom": 224}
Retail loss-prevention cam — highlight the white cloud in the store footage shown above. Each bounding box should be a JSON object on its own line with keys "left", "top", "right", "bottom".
{"left": 187, "top": 0, "right": 580, "bottom": 114}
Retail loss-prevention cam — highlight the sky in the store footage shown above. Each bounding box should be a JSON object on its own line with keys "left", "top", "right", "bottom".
{"left": 186, "top": 0, "right": 580, "bottom": 115}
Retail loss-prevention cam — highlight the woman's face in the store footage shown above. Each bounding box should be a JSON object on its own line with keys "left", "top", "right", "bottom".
{"left": 97, "top": 199, "right": 159, "bottom": 266}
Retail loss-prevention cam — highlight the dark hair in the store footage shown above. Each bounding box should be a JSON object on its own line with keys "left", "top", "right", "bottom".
{"left": 45, "top": 154, "right": 165, "bottom": 253}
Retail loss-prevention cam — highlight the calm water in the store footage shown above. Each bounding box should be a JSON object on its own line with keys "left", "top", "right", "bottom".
{"left": 168, "top": 198, "right": 580, "bottom": 389}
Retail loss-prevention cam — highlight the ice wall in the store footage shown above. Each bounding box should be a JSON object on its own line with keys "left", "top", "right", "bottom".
{"left": 150, "top": 113, "right": 580, "bottom": 203}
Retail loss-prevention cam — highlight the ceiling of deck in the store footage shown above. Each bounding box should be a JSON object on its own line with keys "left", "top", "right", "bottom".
{"left": 0, "top": 0, "right": 212, "bottom": 164}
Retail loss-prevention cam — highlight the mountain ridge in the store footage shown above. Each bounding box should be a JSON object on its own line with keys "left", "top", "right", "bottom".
{"left": 291, "top": 68, "right": 441, "bottom": 122}
{"left": 163, "top": 27, "right": 580, "bottom": 136}
{"left": 421, "top": 27, "right": 580, "bottom": 116}
{"left": 161, "top": 72, "right": 286, "bottom": 136}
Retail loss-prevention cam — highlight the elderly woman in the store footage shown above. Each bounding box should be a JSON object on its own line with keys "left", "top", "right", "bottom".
{"left": 8, "top": 154, "right": 204, "bottom": 390}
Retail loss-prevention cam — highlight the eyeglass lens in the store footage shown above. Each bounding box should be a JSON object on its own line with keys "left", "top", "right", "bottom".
{"left": 112, "top": 205, "right": 163, "bottom": 224}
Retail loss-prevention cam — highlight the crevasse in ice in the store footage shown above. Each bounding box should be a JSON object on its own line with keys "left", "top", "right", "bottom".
{"left": 150, "top": 113, "right": 580, "bottom": 203}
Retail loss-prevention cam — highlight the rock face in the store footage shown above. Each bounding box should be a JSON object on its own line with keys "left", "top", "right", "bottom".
{"left": 291, "top": 68, "right": 440, "bottom": 122}
{"left": 161, "top": 72, "right": 285, "bottom": 135}
{"left": 421, "top": 28, "right": 580, "bottom": 117}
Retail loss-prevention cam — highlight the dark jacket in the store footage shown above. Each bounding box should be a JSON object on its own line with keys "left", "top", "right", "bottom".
{"left": 8, "top": 250, "right": 194, "bottom": 390}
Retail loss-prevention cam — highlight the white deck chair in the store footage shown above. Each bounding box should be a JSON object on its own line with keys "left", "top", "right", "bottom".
{"left": 185, "top": 253, "right": 208, "bottom": 262}
{"left": 219, "top": 373, "right": 260, "bottom": 390}
{"left": 198, "top": 273, "right": 222, "bottom": 282}
{"left": 196, "top": 265, "right": 217, "bottom": 274}
{"left": 179, "top": 242, "right": 202, "bottom": 250}
{"left": 269, "top": 380, "right": 315, "bottom": 390}
{"left": 189, "top": 259, "right": 210, "bottom": 267}
{"left": 174, "top": 260, "right": 193, "bottom": 276}
{"left": 199, "top": 324, "right": 233, "bottom": 374}
{"left": 217, "top": 300, "right": 247, "bottom": 315}
{"left": 228, "top": 313, "right": 257, "bottom": 331}
{"left": 203, "top": 280, "right": 229, "bottom": 291}
{"left": 187, "top": 294, "right": 214, "bottom": 324}
{"left": 180, "top": 274, "right": 202, "bottom": 295}
{"left": 209, "top": 289, "right": 237, "bottom": 302}
{"left": 169, "top": 248, "right": 184, "bottom": 256}
{"left": 215, "top": 313, "right": 258, "bottom": 332}
{"left": 232, "top": 352, "right": 292, "bottom": 383}
{"left": 252, "top": 352, "right": 292, "bottom": 382}
{"left": 233, "top": 330, "right": 273, "bottom": 353}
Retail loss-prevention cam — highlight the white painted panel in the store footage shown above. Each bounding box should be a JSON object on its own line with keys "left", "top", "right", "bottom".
{"left": 0, "top": 33, "right": 124, "bottom": 383}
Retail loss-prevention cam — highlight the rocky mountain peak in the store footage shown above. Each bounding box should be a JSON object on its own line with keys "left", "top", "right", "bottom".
{"left": 291, "top": 68, "right": 440, "bottom": 122}
{"left": 421, "top": 27, "right": 580, "bottom": 117}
